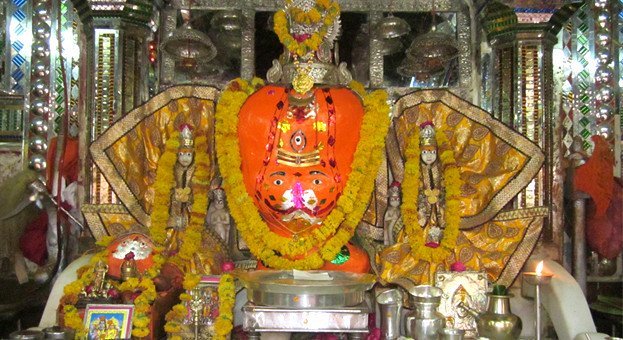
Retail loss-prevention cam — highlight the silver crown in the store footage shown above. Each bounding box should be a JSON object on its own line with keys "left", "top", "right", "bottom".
{"left": 290, "top": 0, "right": 316, "bottom": 12}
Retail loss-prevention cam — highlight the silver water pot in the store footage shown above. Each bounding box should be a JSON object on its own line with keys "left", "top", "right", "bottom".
{"left": 404, "top": 285, "right": 445, "bottom": 340}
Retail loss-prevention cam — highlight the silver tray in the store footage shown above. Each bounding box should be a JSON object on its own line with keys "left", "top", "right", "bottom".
{"left": 237, "top": 270, "right": 376, "bottom": 308}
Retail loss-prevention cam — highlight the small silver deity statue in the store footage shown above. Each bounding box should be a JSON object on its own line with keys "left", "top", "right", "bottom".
{"left": 384, "top": 181, "right": 402, "bottom": 246}
{"left": 208, "top": 187, "right": 231, "bottom": 243}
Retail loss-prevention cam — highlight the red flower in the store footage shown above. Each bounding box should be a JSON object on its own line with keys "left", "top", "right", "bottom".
{"left": 293, "top": 34, "right": 311, "bottom": 42}
{"left": 107, "top": 288, "right": 120, "bottom": 299}
{"left": 425, "top": 242, "right": 440, "bottom": 248}
{"left": 221, "top": 261, "right": 235, "bottom": 272}
{"left": 451, "top": 261, "right": 467, "bottom": 272}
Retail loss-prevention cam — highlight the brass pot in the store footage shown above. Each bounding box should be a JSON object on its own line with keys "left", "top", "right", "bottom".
{"left": 468, "top": 294, "right": 522, "bottom": 340}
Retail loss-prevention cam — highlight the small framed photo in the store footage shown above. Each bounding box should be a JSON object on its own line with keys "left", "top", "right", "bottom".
{"left": 84, "top": 304, "right": 134, "bottom": 340}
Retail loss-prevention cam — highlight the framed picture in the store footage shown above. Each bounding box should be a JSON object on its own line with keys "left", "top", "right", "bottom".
{"left": 84, "top": 304, "right": 134, "bottom": 340}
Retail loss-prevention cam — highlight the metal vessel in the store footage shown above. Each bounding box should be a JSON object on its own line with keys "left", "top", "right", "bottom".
{"left": 377, "top": 289, "right": 403, "bottom": 340}
{"left": 237, "top": 270, "right": 376, "bottom": 308}
{"left": 404, "top": 285, "right": 445, "bottom": 340}
{"left": 42, "top": 326, "right": 75, "bottom": 339}
{"left": 460, "top": 293, "right": 522, "bottom": 340}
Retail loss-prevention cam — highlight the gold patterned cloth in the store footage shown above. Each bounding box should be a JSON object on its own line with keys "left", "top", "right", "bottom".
{"left": 89, "top": 86, "right": 219, "bottom": 237}
{"left": 378, "top": 208, "right": 546, "bottom": 287}
{"left": 375, "top": 90, "right": 545, "bottom": 287}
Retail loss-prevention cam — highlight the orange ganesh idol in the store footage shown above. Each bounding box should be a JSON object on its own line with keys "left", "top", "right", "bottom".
{"left": 215, "top": 0, "right": 389, "bottom": 273}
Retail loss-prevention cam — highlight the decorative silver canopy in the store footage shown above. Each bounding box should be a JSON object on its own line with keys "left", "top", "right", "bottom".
{"left": 375, "top": 13, "right": 411, "bottom": 39}
{"left": 161, "top": 23, "right": 217, "bottom": 71}
{"left": 399, "top": 28, "right": 458, "bottom": 78}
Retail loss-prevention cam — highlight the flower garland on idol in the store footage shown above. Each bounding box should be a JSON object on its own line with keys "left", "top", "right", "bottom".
{"left": 215, "top": 78, "right": 390, "bottom": 270}
{"left": 273, "top": 0, "right": 340, "bottom": 57}
{"left": 62, "top": 129, "right": 212, "bottom": 339}
{"left": 401, "top": 123, "right": 462, "bottom": 265}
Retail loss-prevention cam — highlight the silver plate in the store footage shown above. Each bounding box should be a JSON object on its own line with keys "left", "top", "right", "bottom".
{"left": 237, "top": 270, "right": 376, "bottom": 308}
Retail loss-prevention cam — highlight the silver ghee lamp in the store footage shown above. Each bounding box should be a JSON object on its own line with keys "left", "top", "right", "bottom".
{"left": 42, "top": 326, "right": 75, "bottom": 339}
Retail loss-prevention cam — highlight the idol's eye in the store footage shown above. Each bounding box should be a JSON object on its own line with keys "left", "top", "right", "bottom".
{"left": 313, "top": 179, "right": 322, "bottom": 185}
{"left": 274, "top": 179, "right": 284, "bottom": 185}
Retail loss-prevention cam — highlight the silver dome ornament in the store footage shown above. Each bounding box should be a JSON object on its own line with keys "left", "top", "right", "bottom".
{"left": 210, "top": 10, "right": 243, "bottom": 33}
{"left": 33, "top": 3, "right": 49, "bottom": 17}
{"left": 596, "top": 86, "right": 614, "bottom": 103}
{"left": 32, "top": 40, "right": 50, "bottom": 58}
{"left": 380, "top": 38, "right": 403, "bottom": 56}
{"left": 595, "top": 104, "right": 612, "bottom": 124}
{"left": 596, "top": 122, "right": 614, "bottom": 140}
{"left": 33, "top": 21, "right": 51, "bottom": 40}
{"left": 28, "top": 154, "right": 47, "bottom": 171}
{"left": 30, "top": 117, "right": 48, "bottom": 134}
{"left": 31, "top": 79, "right": 49, "bottom": 97}
{"left": 31, "top": 60, "right": 49, "bottom": 78}
{"left": 29, "top": 136, "right": 48, "bottom": 153}
{"left": 215, "top": 31, "right": 241, "bottom": 51}
{"left": 375, "top": 13, "right": 410, "bottom": 39}
{"left": 161, "top": 22, "right": 217, "bottom": 71}
{"left": 595, "top": 29, "right": 611, "bottom": 48}
{"left": 594, "top": 65, "right": 614, "bottom": 84}
{"left": 595, "top": 49, "right": 612, "bottom": 65}
{"left": 397, "top": 56, "right": 434, "bottom": 78}
{"left": 30, "top": 99, "right": 50, "bottom": 116}
{"left": 402, "top": 27, "right": 458, "bottom": 76}
{"left": 596, "top": 10, "right": 611, "bottom": 28}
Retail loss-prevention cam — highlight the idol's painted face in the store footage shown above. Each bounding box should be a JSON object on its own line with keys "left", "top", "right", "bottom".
{"left": 388, "top": 193, "right": 401, "bottom": 208}
{"left": 256, "top": 162, "right": 340, "bottom": 232}
{"left": 177, "top": 150, "right": 194, "bottom": 167}
{"left": 421, "top": 149, "right": 437, "bottom": 165}
{"left": 111, "top": 235, "right": 153, "bottom": 260}
{"left": 238, "top": 86, "right": 365, "bottom": 235}
{"left": 212, "top": 189, "right": 226, "bottom": 209}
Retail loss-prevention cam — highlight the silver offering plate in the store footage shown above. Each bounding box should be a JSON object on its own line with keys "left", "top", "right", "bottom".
{"left": 237, "top": 270, "right": 376, "bottom": 308}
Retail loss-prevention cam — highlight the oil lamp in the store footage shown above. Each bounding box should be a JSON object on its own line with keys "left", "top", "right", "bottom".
{"left": 523, "top": 261, "right": 553, "bottom": 340}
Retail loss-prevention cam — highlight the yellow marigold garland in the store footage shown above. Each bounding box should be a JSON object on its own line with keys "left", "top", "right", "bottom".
{"left": 61, "top": 244, "right": 165, "bottom": 338}
{"left": 401, "top": 125, "right": 462, "bottom": 264}
{"left": 168, "top": 135, "right": 211, "bottom": 269}
{"left": 162, "top": 135, "right": 218, "bottom": 337}
{"left": 215, "top": 78, "right": 390, "bottom": 269}
{"left": 61, "top": 118, "right": 211, "bottom": 338}
{"left": 164, "top": 274, "right": 235, "bottom": 339}
{"left": 273, "top": 0, "right": 340, "bottom": 57}
{"left": 214, "top": 274, "right": 235, "bottom": 339}
{"left": 150, "top": 132, "right": 179, "bottom": 245}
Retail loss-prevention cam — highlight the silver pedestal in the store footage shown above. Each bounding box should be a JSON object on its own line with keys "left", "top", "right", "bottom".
{"left": 242, "top": 302, "right": 370, "bottom": 339}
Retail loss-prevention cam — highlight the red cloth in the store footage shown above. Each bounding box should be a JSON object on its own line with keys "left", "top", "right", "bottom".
{"left": 586, "top": 178, "right": 623, "bottom": 259}
{"left": 19, "top": 137, "right": 79, "bottom": 266}
{"left": 46, "top": 137, "right": 79, "bottom": 190}
{"left": 19, "top": 211, "right": 48, "bottom": 265}
{"left": 574, "top": 135, "right": 614, "bottom": 216}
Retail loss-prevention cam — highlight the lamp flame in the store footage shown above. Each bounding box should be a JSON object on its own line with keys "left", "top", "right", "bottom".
{"left": 536, "top": 261, "right": 544, "bottom": 275}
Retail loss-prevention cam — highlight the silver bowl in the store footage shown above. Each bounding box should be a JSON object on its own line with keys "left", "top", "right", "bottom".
{"left": 237, "top": 270, "right": 376, "bottom": 308}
